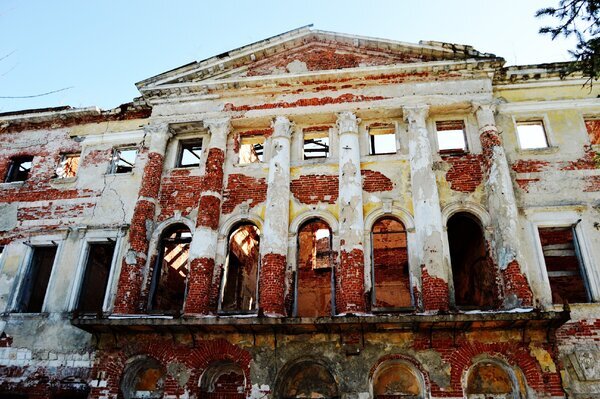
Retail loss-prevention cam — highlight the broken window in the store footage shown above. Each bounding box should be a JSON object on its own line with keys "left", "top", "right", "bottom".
{"left": 371, "top": 217, "right": 412, "bottom": 310}
{"left": 303, "top": 128, "right": 330, "bottom": 159}
{"left": 436, "top": 120, "right": 467, "bottom": 153}
{"left": 14, "top": 245, "right": 57, "bottom": 313}
{"left": 5, "top": 156, "right": 33, "bottom": 182}
{"left": 279, "top": 361, "right": 339, "bottom": 399}
{"left": 219, "top": 224, "right": 260, "bottom": 313}
{"left": 148, "top": 224, "right": 191, "bottom": 314}
{"left": 200, "top": 361, "right": 245, "bottom": 399}
{"left": 372, "top": 361, "right": 424, "bottom": 399}
{"left": 176, "top": 138, "right": 203, "bottom": 167}
{"left": 120, "top": 357, "right": 165, "bottom": 399}
{"left": 538, "top": 226, "right": 590, "bottom": 304}
{"left": 109, "top": 147, "right": 137, "bottom": 174}
{"left": 369, "top": 125, "right": 397, "bottom": 155}
{"left": 55, "top": 153, "right": 80, "bottom": 178}
{"left": 466, "top": 361, "right": 515, "bottom": 398}
{"left": 448, "top": 212, "right": 496, "bottom": 309}
{"left": 76, "top": 242, "right": 116, "bottom": 313}
{"left": 238, "top": 136, "right": 264, "bottom": 164}
{"left": 516, "top": 120, "right": 549, "bottom": 150}
{"left": 296, "top": 219, "right": 334, "bottom": 317}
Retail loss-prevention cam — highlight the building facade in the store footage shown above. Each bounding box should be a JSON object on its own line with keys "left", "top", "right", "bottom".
{"left": 0, "top": 26, "right": 599, "bottom": 398}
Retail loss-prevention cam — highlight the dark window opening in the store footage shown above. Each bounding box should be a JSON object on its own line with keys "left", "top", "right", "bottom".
{"left": 15, "top": 245, "right": 57, "bottom": 313}
{"left": 200, "top": 361, "right": 245, "bottom": 399}
{"left": 110, "top": 148, "right": 137, "bottom": 174}
{"left": 373, "top": 361, "right": 423, "bottom": 399}
{"left": 448, "top": 213, "right": 496, "bottom": 309}
{"left": 0, "top": 394, "right": 28, "bottom": 399}
{"left": 539, "top": 226, "right": 590, "bottom": 304}
{"left": 436, "top": 120, "right": 467, "bottom": 153}
{"left": 76, "top": 242, "right": 115, "bottom": 313}
{"left": 296, "top": 219, "right": 334, "bottom": 317}
{"left": 120, "top": 357, "right": 165, "bottom": 399}
{"left": 55, "top": 153, "right": 80, "bottom": 178}
{"left": 239, "top": 136, "right": 264, "bottom": 164}
{"left": 5, "top": 156, "right": 33, "bottom": 182}
{"left": 177, "top": 138, "right": 203, "bottom": 167}
{"left": 466, "top": 362, "right": 514, "bottom": 397}
{"left": 372, "top": 217, "right": 412, "bottom": 310}
{"left": 279, "top": 361, "right": 339, "bottom": 399}
{"left": 369, "top": 125, "right": 397, "bottom": 155}
{"left": 148, "top": 224, "right": 191, "bottom": 314}
{"left": 303, "top": 129, "right": 330, "bottom": 159}
{"left": 219, "top": 224, "right": 260, "bottom": 313}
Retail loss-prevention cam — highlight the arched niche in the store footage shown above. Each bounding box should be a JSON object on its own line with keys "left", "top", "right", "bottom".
{"left": 465, "top": 359, "right": 521, "bottom": 399}
{"left": 278, "top": 360, "right": 339, "bottom": 399}
{"left": 120, "top": 356, "right": 166, "bottom": 399}
{"left": 199, "top": 360, "right": 246, "bottom": 399}
{"left": 371, "top": 360, "right": 425, "bottom": 399}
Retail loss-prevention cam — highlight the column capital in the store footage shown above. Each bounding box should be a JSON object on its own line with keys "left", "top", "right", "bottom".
{"left": 472, "top": 101, "right": 497, "bottom": 116}
{"left": 145, "top": 122, "right": 173, "bottom": 153}
{"left": 271, "top": 116, "right": 293, "bottom": 138}
{"left": 204, "top": 117, "right": 231, "bottom": 150}
{"left": 402, "top": 105, "right": 429, "bottom": 126}
{"left": 336, "top": 111, "right": 360, "bottom": 134}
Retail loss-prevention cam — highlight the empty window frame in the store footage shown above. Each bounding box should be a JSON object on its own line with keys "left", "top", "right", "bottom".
{"left": 148, "top": 224, "right": 191, "bottom": 313}
{"left": 516, "top": 120, "right": 549, "bottom": 150}
{"left": 55, "top": 153, "right": 80, "bottom": 178}
{"left": 176, "top": 138, "right": 203, "bottom": 168}
{"left": 295, "top": 219, "right": 334, "bottom": 317}
{"left": 448, "top": 212, "right": 497, "bottom": 309}
{"left": 436, "top": 120, "right": 467, "bottom": 153}
{"left": 303, "top": 128, "right": 330, "bottom": 159}
{"left": 14, "top": 245, "right": 58, "bottom": 313}
{"left": 109, "top": 147, "right": 137, "bottom": 174}
{"left": 369, "top": 125, "right": 397, "bottom": 155}
{"left": 371, "top": 217, "right": 412, "bottom": 310}
{"left": 538, "top": 226, "right": 590, "bottom": 304}
{"left": 219, "top": 224, "right": 260, "bottom": 313}
{"left": 279, "top": 361, "right": 339, "bottom": 399}
{"left": 465, "top": 361, "right": 518, "bottom": 398}
{"left": 75, "top": 242, "right": 116, "bottom": 313}
{"left": 5, "top": 156, "right": 33, "bottom": 182}
{"left": 238, "top": 136, "right": 264, "bottom": 164}
{"left": 372, "top": 361, "right": 425, "bottom": 399}
{"left": 120, "top": 357, "right": 165, "bottom": 399}
{"left": 200, "top": 361, "right": 246, "bottom": 399}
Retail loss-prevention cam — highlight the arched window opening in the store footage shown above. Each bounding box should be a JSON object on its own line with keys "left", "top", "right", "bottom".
{"left": 200, "top": 361, "right": 246, "bottom": 399}
{"left": 279, "top": 361, "right": 339, "bottom": 399}
{"left": 219, "top": 224, "right": 260, "bottom": 313}
{"left": 448, "top": 213, "right": 496, "bottom": 309}
{"left": 148, "top": 224, "right": 191, "bottom": 313}
{"left": 466, "top": 361, "right": 517, "bottom": 398}
{"left": 120, "top": 357, "right": 165, "bottom": 399}
{"left": 371, "top": 217, "right": 412, "bottom": 310}
{"left": 296, "top": 219, "right": 334, "bottom": 317}
{"left": 372, "top": 361, "right": 424, "bottom": 399}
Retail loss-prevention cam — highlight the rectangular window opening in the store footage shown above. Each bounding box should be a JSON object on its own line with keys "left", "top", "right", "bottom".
{"left": 176, "top": 138, "right": 203, "bottom": 168}
{"left": 303, "top": 129, "right": 330, "bottom": 159}
{"left": 55, "top": 153, "right": 80, "bottom": 178}
{"left": 15, "top": 245, "right": 58, "bottom": 313}
{"left": 110, "top": 148, "right": 137, "bottom": 174}
{"left": 76, "top": 242, "right": 116, "bottom": 313}
{"left": 538, "top": 226, "right": 590, "bottom": 304}
{"left": 436, "top": 120, "right": 467, "bottom": 153}
{"left": 369, "top": 125, "right": 397, "bottom": 155}
{"left": 516, "top": 120, "right": 549, "bottom": 150}
{"left": 5, "top": 156, "right": 33, "bottom": 182}
{"left": 239, "top": 136, "right": 264, "bottom": 164}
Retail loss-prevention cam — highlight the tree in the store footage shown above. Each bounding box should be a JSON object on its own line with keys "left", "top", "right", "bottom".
{"left": 536, "top": 0, "right": 600, "bottom": 85}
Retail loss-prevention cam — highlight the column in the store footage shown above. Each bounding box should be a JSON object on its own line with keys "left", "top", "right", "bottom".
{"left": 113, "top": 122, "right": 171, "bottom": 314}
{"left": 184, "top": 117, "right": 230, "bottom": 315}
{"left": 336, "top": 111, "right": 366, "bottom": 314}
{"left": 258, "top": 116, "right": 292, "bottom": 316}
{"left": 404, "top": 105, "right": 449, "bottom": 312}
{"left": 475, "top": 103, "right": 533, "bottom": 307}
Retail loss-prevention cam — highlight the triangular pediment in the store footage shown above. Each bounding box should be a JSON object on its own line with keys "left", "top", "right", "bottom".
{"left": 137, "top": 26, "right": 499, "bottom": 92}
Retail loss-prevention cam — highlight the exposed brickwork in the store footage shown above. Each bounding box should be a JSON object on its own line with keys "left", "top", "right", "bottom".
{"left": 361, "top": 169, "right": 394, "bottom": 192}
{"left": 584, "top": 175, "right": 600, "bottom": 191}
{"left": 158, "top": 168, "right": 203, "bottom": 221}
{"left": 502, "top": 260, "right": 533, "bottom": 307}
{"left": 585, "top": 119, "right": 600, "bottom": 145}
{"left": 511, "top": 159, "right": 550, "bottom": 173}
{"left": 442, "top": 153, "right": 483, "bottom": 192}
{"left": 221, "top": 174, "right": 267, "bottom": 214}
{"left": 223, "top": 93, "right": 387, "bottom": 112}
{"left": 291, "top": 174, "right": 338, "bottom": 204}
{"left": 336, "top": 248, "right": 366, "bottom": 313}
{"left": 515, "top": 178, "right": 540, "bottom": 192}
{"left": 184, "top": 257, "right": 215, "bottom": 314}
{"left": 421, "top": 268, "right": 449, "bottom": 311}
{"left": 259, "top": 253, "right": 287, "bottom": 315}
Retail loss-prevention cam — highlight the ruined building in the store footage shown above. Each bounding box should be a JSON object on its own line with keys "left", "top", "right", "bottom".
{"left": 0, "top": 26, "right": 599, "bottom": 398}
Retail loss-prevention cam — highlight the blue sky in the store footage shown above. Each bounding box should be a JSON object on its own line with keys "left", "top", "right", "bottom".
{"left": 0, "top": 0, "right": 575, "bottom": 113}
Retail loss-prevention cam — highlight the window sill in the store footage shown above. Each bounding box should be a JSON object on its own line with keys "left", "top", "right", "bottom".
{"left": 3, "top": 312, "right": 50, "bottom": 319}
{"left": 50, "top": 176, "right": 77, "bottom": 186}
{"left": 104, "top": 172, "right": 134, "bottom": 178}
{"left": 439, "top": 149, "right": 469, "bottom": 157}
{"left": 516, "top": 145, "right": 559, "bottom": 155}
{"left": 0, "top": 181, "right": 26, "bottom": 188}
